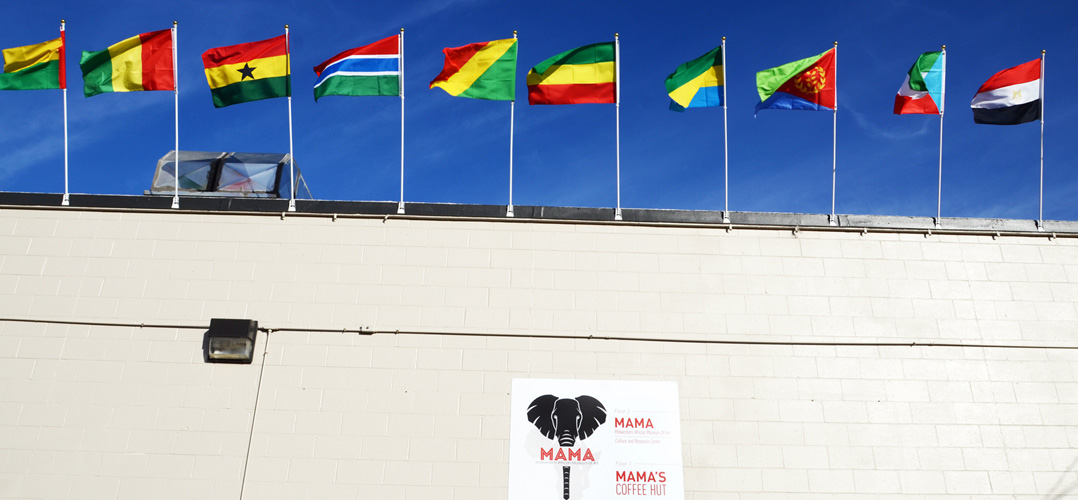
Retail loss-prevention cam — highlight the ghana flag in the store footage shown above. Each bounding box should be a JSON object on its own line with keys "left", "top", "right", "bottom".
{"left": 527, "top": 41, "right": 615, "bottom": 105}
{"left": 202, "top": 34, "right": 289, "bottom": 108}
{"left": 429, "top": 38, "right": 517, "bottom": 101}
{"left": 0, "top": 36, "right": 64, "bottom": 91}
{"left": 80, "top": 29, "right": 174, "bottom": 97}
{"left": 755, "top": 47, "right": 835, "bottom": 114}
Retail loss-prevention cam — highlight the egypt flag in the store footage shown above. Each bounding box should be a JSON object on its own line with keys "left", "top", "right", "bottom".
{"left": 970, "top": 58, "right": 1041, "bottom": 125}
{"left": 894, "top": 51, "right": 944, "bottom": 114}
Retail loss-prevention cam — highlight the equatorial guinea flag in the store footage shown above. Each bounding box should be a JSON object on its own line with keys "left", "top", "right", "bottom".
{"left": 894, "top": 51, "right": 943, "bottom": 115}
{"left": 970, "top": 58, "right": 1041, "bottom": 125}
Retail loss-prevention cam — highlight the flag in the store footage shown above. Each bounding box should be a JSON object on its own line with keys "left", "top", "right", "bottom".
{"left": 894, "top": 51, "right": 944, "bottom": 115}
{"left": 202, "top": 35, "right": 289, "bottom": 108}
{"left": 666, "top": 45, "right": 723, "bottom": 111}
{"left": 527, "top": 42, "right": 615, "bottom": 105}
{"left": 755, "top": 48, "right": 835, "bottom": 114}
{"left": 313, "top": 35, "right": 399, "bottom": 101}
{"left": 430, "top": 38, "right": 517, "bottom": 101}
{"left": 80, "top": 30, "right": 174, "bottom": 97}
{"left": 971, "top": 58, "right": 1041, "bottom": 125}
{"left": 0, "top": 37, "right": 64, "bottom": 91}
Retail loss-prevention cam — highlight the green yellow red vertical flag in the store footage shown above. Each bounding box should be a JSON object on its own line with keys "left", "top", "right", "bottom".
{"left": 80, "top": 30, "right": 174, "bottom": 97}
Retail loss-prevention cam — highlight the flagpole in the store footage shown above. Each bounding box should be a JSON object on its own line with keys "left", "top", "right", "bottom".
{"left": 829, "top": 41, "right": 837, "bottom": 226}
{"left": 60, "top": 20, "right": 69, "bottom": 206}
{"left": 936, "top": 45, "right": 946, "bottom": 228}
{"left": 171, "top": 21, "right": 180, "bottom": 209}
{"left": 1038, "top": 49, "right": 1045, "bottom": 230}
{"left": 285, "top": 25, "right": 296, "bottom": 212}
{"left": 507, "top": 30, "right": 517, "bottom": 218}
{"left": 614, "top": 33, "right": 622, "bottom": 221}
{"left": 722, "top": 37, "right": 730, "bottom": 224}
{"left": 397, "top": 28, "right": 406, "bottom": 214}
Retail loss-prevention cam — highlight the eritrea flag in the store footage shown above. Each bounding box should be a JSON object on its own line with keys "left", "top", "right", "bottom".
{"left": 755, "top": 47, "right": 835, "bottom": 114}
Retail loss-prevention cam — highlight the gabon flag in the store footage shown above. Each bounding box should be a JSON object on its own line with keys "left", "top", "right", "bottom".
{"left": 202, "top": 35, "right": 290, "bottom": 108}
{"left": 80, "top": 29, "right": 174, "bottom": 97}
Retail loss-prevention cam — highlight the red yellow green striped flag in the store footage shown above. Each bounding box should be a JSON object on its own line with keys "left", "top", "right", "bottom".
{"left": 0, "top": 36, "right": 64, "bottom": 91}
{"left": 527, "top": 42, "right": 615, "bottom": 105}
{"left": 79, "top": 29, "right": 174, "bottom": 97}
{"left": 202, "top": 34, "right": 290, "bottom": 108}
{"left": 429, "top": 38, "right": 517, "bottom": 101}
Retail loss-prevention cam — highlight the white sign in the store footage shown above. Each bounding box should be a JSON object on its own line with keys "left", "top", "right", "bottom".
{"left": 508, "top": 379, "right": 684, "bottom": 500}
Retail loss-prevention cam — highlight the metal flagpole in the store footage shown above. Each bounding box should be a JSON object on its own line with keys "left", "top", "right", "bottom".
{"left": 507, "top": 30, "right": 517, "bottom": 218}
{"left": 722, "top": 37, "right": 730, "bottom": 223}
{"left": 171, "top": 21, "right": 180, "bottom": 209}
{"left": 1038, "top": 49, "right": 1045, "bottom": 230}
{"left": 285, "top": 25, "right": 296, "bottom": 212}
{"left": 61, "top": 20, "right": 69, "bottom": 206}
{"left": 829, "top": 41, "right": 837, "bottom": 226}
{"left": 936, "top": 45, "right": 946, "bottom": 228}
{"left": 398, "top": 28, "right": 406, "bottom": 214}
{"left": 614, "top": 33, "right": 622, "bottom": 221}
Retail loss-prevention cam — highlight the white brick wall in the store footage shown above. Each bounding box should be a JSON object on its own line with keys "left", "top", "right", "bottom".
{"left": 1, "top": 207, "right": 1077, "bottom": 499}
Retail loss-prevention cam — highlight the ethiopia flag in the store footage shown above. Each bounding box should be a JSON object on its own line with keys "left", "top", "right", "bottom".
{"left": 894, "top": 51, "right": 944, "bottom": 115}
{"left": 313, "top": 35, "right": 400, "bottom": 101}
{"left": 666, "top": 45, "right": 723, "bottom": 111}
{"left": 0, "top": 36, "right": 64, "bottom": 91}
{"left": 80, "top": 29, "right": 174, "bottom": 97}
{"left": 971, "top": 58, "right": 1041, "bottom": 125}
{"left": 430, "top": 38, "right": 517, "bottom": 101}
{"left": 527, "top": 42, "right": 615, "bottom": 105}
{"left": 755, "top": 47, "right": 835, "bottom": 114}
{"left": 202, "top": 35, "right": 289, "bottom": 108}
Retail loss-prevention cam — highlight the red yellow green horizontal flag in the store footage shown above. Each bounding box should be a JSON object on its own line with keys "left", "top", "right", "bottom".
{"left": 202, "top": 34, "right": 290, "bottom": 108}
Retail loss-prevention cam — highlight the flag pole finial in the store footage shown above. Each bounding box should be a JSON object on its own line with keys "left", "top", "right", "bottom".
{"left": 941, "top": 44, "right": 945, "bottom": 50}
{"left": 173, "top": 20, "right": 177, "bottom": 26}
{"left": 833, "top": 41, "right": 838, "bottom": 47}
{"left": 400, "top": 27, "right": 404, "bottom": 33}
{"left": 722, "top": 36, "right": 726, "bottom": 42}
{"left": 513, "top": 30, "right": 518, "bottom": 36}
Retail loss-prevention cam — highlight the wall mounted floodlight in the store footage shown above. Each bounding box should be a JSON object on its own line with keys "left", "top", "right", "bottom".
{"left": 204, "top": 318, "right": 258, "bottom": 364}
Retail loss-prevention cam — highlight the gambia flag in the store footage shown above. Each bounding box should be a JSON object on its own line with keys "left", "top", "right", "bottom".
{"left": 894, "top": 51, "right": 944, "bottom": 115}
{"left": 0, "top": 36, "right": 64, "bottom": 91}
{"left": 755, "top": 47, "right": 835, "bottom": 114}
{"left": 971, "top": 58, "right": 1041, "bottom": 125}
{"left": 429, "top": 38, "right": 517, "bottom": 101}
{"left": 202, "top": 35, "right": 290, "bottom": 108}
{"left": 527, "top": 42, "right": 615, "bottom": 105}
{"left": 80, "top": 29, "right": 174, "bottom": 97}
{"left": 665, "top": 45, "right": 723, "bottom": 111}
{"left": 313, "top": 35, "right": 400, "bottom": 101}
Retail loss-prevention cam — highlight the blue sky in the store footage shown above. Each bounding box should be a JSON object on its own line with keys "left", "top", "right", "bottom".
{"left": 3, "top": 0, "right": 1076, "bottom": 221}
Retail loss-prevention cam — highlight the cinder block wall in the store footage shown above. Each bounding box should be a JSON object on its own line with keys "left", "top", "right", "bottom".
{"left": 1, "top": 208, "right": 1076, "bottom": 499}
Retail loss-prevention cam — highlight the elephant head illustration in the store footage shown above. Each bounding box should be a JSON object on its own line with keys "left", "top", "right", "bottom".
{"left": 527, "top": 394, "right": 607, "bottom": 500}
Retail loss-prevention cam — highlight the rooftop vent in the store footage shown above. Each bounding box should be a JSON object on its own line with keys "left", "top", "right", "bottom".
{"left": 148, "top": 150, "right": 312, "bottom": 199}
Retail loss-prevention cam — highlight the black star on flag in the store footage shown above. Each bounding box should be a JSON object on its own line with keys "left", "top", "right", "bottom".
{"left": 237, "top": 63, "right": 256, "bottom": 80}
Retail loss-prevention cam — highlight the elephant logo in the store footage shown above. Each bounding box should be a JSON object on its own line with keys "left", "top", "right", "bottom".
{"left": 527, "top": 394, "right": 607, "bottom": 500}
